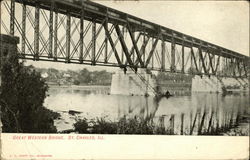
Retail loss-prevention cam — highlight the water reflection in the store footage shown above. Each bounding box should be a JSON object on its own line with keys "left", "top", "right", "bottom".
{"left": 44, "top": 87, "right": 249, "bottom": 135}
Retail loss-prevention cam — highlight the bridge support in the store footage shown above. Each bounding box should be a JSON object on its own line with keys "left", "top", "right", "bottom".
{"left": 192, "top": 75, "right": 223, "bottom": 92}
{"left": 192, "top": 75, "right": 249, "bottom": 92}
{"left": 110, "top": 68, "right": 157, "bottom": 96}
{"left": 0, "top": 34, "right": 20, "bottom": 132}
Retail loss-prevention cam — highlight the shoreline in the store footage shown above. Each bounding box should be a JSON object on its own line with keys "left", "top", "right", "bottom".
{"left": 48, "top": 84, "right": 111, "bottom": 90}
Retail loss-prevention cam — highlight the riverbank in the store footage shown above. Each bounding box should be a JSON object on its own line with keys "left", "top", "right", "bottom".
{"left": 52, "top": 108, "right": 250, "bottom": 136}
{"left": 48, "top": 84, "right": 110, "bottom": 90}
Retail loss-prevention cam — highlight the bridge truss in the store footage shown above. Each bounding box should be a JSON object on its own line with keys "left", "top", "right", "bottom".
{"left": 1, "top": 0, "right": 249, "bottom": 78}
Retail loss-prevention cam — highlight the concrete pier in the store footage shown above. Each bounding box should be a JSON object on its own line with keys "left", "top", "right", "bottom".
{"left": 110, "top": 68, "right": 157, "bottom": 96}
{"left": 191, "top": 75, "right": 223, "bottom": 92}
{"left": 192, "top": 75, "right": 249, "bottom": 92}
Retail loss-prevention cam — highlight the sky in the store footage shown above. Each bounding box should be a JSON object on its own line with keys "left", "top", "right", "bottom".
{"left": 12, "top": 0, "right": 250, "bottom": 71}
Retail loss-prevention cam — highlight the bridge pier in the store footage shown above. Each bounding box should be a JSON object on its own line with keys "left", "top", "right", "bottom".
{"left": 192, "top": 75, "right": 223, "bottom": 92}
{"left": 192, "top": 75, "right": 249, "bottom": 93}
{"left": 0, "top": 34, "right": 19, "bottom": 132}
{"left": 110, "top": 68, "right": 157, "bottom": 96}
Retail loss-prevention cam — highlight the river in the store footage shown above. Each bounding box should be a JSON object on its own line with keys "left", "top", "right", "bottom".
{"left": 44, "top": 86, "right": 250, "bottom": 135}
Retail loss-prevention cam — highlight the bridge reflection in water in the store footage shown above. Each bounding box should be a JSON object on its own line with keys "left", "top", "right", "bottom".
{"left": 44, "top": 87, "right": 249, "bottom": 135}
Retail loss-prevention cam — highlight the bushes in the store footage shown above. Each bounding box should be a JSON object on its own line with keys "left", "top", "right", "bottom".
{"left": 91, "top": 118, "right": 117, "bottom": 134}
{"left": 117, "top": 116, "right": 154, "bottom": 134}
{"left": 0, "top": 53, "right": 58, "bottom": 133}
{"left": 74, "top": 118, "right": 89, "bottom": 133}
{"left": 73, "top": 79, "right": 80, "bottom": 85}
{"left": 73, "top": 116, "right": 174, "bottom": 135}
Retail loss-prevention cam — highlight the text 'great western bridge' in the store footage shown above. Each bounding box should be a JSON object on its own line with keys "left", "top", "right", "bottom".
{"left": 1, "top": 0, "right": 249, "bottom": 78}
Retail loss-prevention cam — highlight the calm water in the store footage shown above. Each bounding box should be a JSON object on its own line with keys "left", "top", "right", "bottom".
{"left": 44, "top": 86, "right": 250, "bottom": 135}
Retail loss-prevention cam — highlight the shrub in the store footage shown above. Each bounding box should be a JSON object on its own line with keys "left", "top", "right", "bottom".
{"left": 0, "top": 53, "right": 58, "bottom": 133}
{"left": 74, "top": 118, "right": 89, "bottom": 133}
{"left": 91, "top": 118, "right": 117, "bottom": 134}
{"left": 73, "top": 79, "right": 80, "bottom": 85}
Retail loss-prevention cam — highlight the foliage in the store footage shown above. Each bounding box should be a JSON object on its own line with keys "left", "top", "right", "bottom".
{"left": 74, "top": 118, "right": 89, "bottom": 133}
{"left": 73, "top": 116, "right": 176, "bottom": 135}
{"left": 91, "top": 117, "right": 117, "bottom": 134}
{"left": 36, "top": 68, "right": 112, "bottom": 85}
{"left": 73, "top": 79, "right": 80, "bottom": 85}
{"left": 117, "top": 116, "right": 154, "bottom": 134}
{"left": 0, "top": 53, "right": 58, "bottom": 133}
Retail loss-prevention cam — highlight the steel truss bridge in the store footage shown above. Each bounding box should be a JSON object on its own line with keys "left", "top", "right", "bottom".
{"left": 1, "top": 0, "right": 249, "bottom": 78}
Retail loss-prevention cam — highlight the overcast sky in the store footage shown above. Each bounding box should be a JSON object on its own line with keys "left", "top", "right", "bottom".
{"left": 24, "top": 0, "right": 249, "bottom": 71}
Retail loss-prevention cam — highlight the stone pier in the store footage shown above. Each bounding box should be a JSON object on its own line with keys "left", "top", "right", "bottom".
{"left": 110, "top": 68, "right": 157, "bottom": 96}
{"left": 0, "top": 34, "right": 19, "bottom": 133}
{"left": 192, "top": 75, "right": 249, "bottom": 92}
{"left": 191, "top": 75, "right": 223, "bottom": 92}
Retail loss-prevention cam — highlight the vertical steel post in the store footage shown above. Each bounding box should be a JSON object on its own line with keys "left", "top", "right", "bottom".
{"left": 199, "top": 46, "right": 207, "bottom": 74}
{"left": 48, "top": 2, "right": 54, "bottom": 58}
{"left": 171, "top": 37, "right": 175, "bottom": 72}
{"left": 104, "top": 18, "right": 108, "bottom": 63}
{"left": 21, "top": 4, "right": 26, "bottom": 55}
{"left": 10, "top": 0, "right": 15, "bottom": 35}
{"left": 142, "top": 32, "right": 146, "bottom": 64}
{"left": 121, "top": 26, "right": 125, "bottom": 63}
{"left": 92, "top": 20, "right": 96, "bottom": 65}
{"left": 66, "top": 12, "right": 71, "bottom": 63}
{"left": 161, "top": 39, "right": 165, "bottom": 70}
{"left": 79, "top": 3, "right": 84, "bottom": 63}
{"left": 191, "top": 47, "right": 193, "bottom": 71}
{"left": 238, "top": 61, "right": 242, "bottom": 77}
{"left": 223, "top": 57, "right": 226, "bottom": 76}
{"left": 54, "top": 7, "right": 58, "bottom": 60}
{"left": 151, "top": 38, "right": 154, "bottom": 68}
{"left": 34, "top": 4, "right": 40, "bottom": 60}
{"left": 181, "top": 42, "right": 185, "bottom": 73}
{"left": 232, "top": 58, "right": 236, "bottom": 77}
{"left": 132, "top": 31, "right": 135, "bottom": 63}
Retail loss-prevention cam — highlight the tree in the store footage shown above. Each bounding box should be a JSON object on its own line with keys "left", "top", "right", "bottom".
{"left": 0, "top": 53, "right": 58, "bottom": 133}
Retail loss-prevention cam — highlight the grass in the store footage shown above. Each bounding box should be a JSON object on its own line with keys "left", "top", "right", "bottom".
{"left": 73, "top": 116, "right": 176, "bottom": 135}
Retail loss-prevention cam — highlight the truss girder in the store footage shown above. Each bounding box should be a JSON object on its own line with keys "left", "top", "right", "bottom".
{"left": 1, "top": 0, "right": 249, "bottom": 78}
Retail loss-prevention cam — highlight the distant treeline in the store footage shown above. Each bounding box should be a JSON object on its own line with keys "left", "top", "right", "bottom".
{"left": 35, "top": 67, "right": 195, "bottom": 86}
{"left": 35, "top": 68, "right": 113, "bottom": 86}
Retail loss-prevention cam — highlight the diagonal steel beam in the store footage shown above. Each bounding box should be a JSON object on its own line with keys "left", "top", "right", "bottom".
{"left": 127, "top": 25, "right": 144, "bottom": 67}
{"left": 214, "top": 55, "right": 220, "bottom": 73}
{"left": 115, "top": 24, "right": 133, "bottom": 67}
{"left": 145, "top": 33, "right": 160, "bottom": 67}
{"left": 103, "top": 22, "right": 122, "bottom": 65}
{"left": 191, "top": 47, "right": 200, "bottom": 73}
{"left": 136, "top": 34, "right": 150, "bottom": 65}
{"left": 125, "top": 32, "right": 141, "bottom": 66}
{"left": 208, "top": 50, "right": 215, "bottom": 74}
{"left": 198, "top": 47, "right": 208, "bottom": 74}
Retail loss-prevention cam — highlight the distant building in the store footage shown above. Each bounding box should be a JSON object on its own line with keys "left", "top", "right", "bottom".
{"left": 63, "top": 73, "right": 71, "bottom": 78}
{"left": 41, "top": 72, "right": 49, "bottom": 78}
{"left": 62, "top": 73, "right": 73, "bottom": 85}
